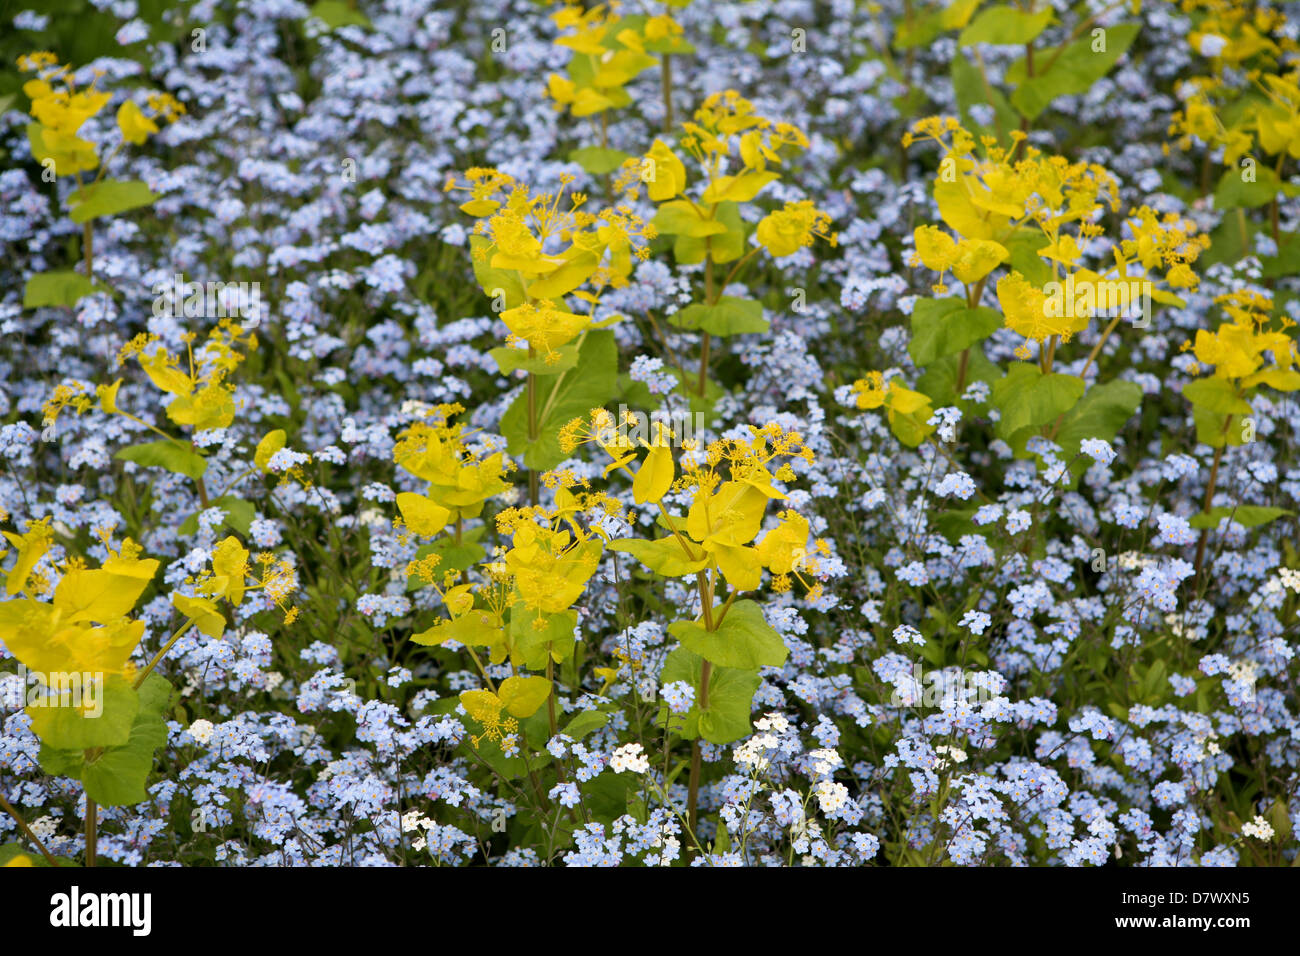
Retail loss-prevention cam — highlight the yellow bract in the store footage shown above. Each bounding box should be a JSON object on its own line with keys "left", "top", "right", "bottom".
{"left": 396, "top": 492, "right": 451, "bottom": 537}
{"left": 117, "top": 99, "right": 159, "bottom": 145}
{"left": 393, "top": 407, "right": 511, "bottom": 521}
{"left": 1188, "top": 292, "right": 1300, "bottom": 389}
{"left": 0, "top": 530, "right": 157, "bottom": 676}
{"left": 20, "top": 53, "right": 181, "bottom": 175}
{"left": 756, "top": 201, "right": 837, "bottom": 258}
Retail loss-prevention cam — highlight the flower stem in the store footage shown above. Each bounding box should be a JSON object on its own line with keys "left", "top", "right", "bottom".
{"left": 133, "top": 617, "right": 197, "bottom": 690}
{"left": 85, "top": 798, "right": 97, "bottom": 867}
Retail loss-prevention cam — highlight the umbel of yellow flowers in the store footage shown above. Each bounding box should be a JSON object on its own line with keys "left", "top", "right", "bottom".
{"left": 562, "top": 413, "right": 828, "bottom": 599}
{"left": 631, "top": 90, "right": 836, "bottom": 262}
{"left": 544, "top": 1, "right": 684, "bottom": 118}
{"left": 905, "top": 116, "right": 1207, "bottom": 353}
{"left": 1185, "top": 291, "right": 1300, "bottom": 389}
{"left": 19, "top": 52, "right": 184, "bottom": 176}
{"left": 392, "top": 403, "right": 512, "bottom": 530}
{"left": 102, "top": 323, "right": 257, "bottom": 433}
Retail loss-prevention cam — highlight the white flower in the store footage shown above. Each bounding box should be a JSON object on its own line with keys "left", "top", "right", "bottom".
{"left": 1241, "top": 815, "right": 1275, "bottom": 841}
{"left": 807, "top": 749, "right": 842, "bottom": 777}
{"left": 814, "top": 780, "right": 849, "bottom": 814}
{"left": 754, "top": 712, "right": 789, "bottom": 733}
{"left": 610, "top": 742, "right": 649, "bottom": 774}
{"left": 934, "top": 745, "right": 968, "bottom": 770}
{"left": 188, "top": 719, "right": 215, "bottom": 744}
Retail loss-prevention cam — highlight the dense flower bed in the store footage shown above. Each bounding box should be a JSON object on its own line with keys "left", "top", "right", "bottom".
{"left": 0, "top": 0, "right": 1298, "bottom": 867}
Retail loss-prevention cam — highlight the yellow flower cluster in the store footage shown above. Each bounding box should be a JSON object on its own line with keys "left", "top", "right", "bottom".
{"left": 907, "top": 117, "right": 1208, "bottom": 350}
{"left": 19, "top": 53, "right": 183, "bottom": 176}
{"left": 544, "top": 1, "right": 685, "bottom": 118}
{"left": 637, "top": 90, "right": 835, "bottom": 260}
{"left": 105, "top": 322, "right": 257, "bottom": 433}
{"left": 1183, "top": 291, "right": 1300, "bottom": 388}
{"left": 392, "top": 403, "right": 511, "bottom": 530}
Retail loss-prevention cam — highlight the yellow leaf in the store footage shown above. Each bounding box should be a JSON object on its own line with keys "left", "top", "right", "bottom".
{"left": 396, "top": 492, "right": 451, "bottom": 536}
{"left": 632, "top": 443, "right": 674, "bottom": 504}
{"left": 3, "top": 522, "right": 53, "bottom": 596}
{"left": 254, "top": 429, "right": 286, "bottom": 473}
{"left": 97, "top": 379, "right": 123, "bottom": 415}
{"left": 460, "top": 689, "right": 503, "bottom": 722}
{"left": 497, "top": 675, "right": 552, "bottom": 718}
{"left": 172, "top": 592, "right": 225, "bottom": 638}
{"left": 53, "top": 567, "right": 152, "bottom": 625}
{"left": 701, "top": 170, "right": 779, "bottom": 204}
{"left": 645, "top": 138, "right": 686, "bottom": 201}
{"left": 116, "top": 100, "right": 158, "bottom": 145}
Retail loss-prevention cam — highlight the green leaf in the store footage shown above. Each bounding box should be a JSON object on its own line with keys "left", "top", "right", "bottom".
{"left": 1003, "top": 228, "right": 1054, "bottom": 287}
{"left": 894, "top": 9, "right": 944, "bottom": 49}
{"left": 1260, "top": 231, "right": 1300, "bottom": 279}
{"left": 668, "top": 600, "right": 788, "bottom": 670}
{"left": 668, "top": 296, "right": 767, "bottom": 337}
{"left": 0, "top": 844, "right": 76, "bottom": 867}
{"left": 1189, "top": 506, "right": 1293, "bottom": 530}
{"left": 568, "top": 146, "right": 633, "bottom": 175}
{"left": 67, "top": 179, "right": 158, "bottom": 224}
{"left": 908, "top": 298, "right": 1002, "bottom": 366}
{"left": 1193, "top": 405, "right": 1245, "bottom": 448}
{"left": 992, "top": 363, "right": 1085, "bottom": 439}
{"left": 959, "top": 5, "right": 1053, "bottom": 45}
{"left": 916, "top": 346, "right": 1001, "bottom": 408}
{"left": 499, "top": 330, "right": 619, "bottom": 470}
{"left": 27, "top": 674, "right": 139, "bottom": 751}
{"left": 951, "top": 55, "right": 1018, "bottom": 146}
{"left": 652, "top": 200, "right": 727, "bottom": 238}
{"left": 1050, "top": 380, "right": 1142, "bottom": 457}
{"left": 178, "top": 495, "right": 255, "bottom": 536}
{"left": 115, "top": 440, "right": 208, "bottom": 481}
{"left": 490, "top": 344, "right": 580, "bottom": 375}
{"left": 1183, "top": 377, "right": 1251, "bottom": 415}
{"left": 609, "top": 537, "right": 708, "bottom": 577}
{"left": 657, "top": 648, "right": 761, "bottom": 744}
{"left": 23, "top": 271, "right": 99, "bottom": 309}
{"left": 670, "top": 202, "right": 745, "bottom": 264}
{"left": 563, "top": 710, "right": 609, "bottom": 740}
{"left": 307, "top": 0, "right": 372, "bottom": 29}
{"left": 1008, "top": 23, "right": 1140, "bottom": 120}
{"left": 38, "top": 675, "right": 172, "bottom": 808}
{"left": 1214, "top": 165, "right": 1298, "bottom": 211}
{"left": 511, "top": 605, "right": 577, "bottom": 670}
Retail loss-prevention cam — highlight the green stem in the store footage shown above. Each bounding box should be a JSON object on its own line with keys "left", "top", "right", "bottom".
{"left": 83, "top": 222, "right": 93, "bottom": 283}
{"left": 133, "top": 617, "right": 197, "bottom": 689}
{"left": 660, "top": 54, "right": 673, "bottom": 132}
{"left": 1192, "top": 415, "right": 1233, "bottom": 580}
